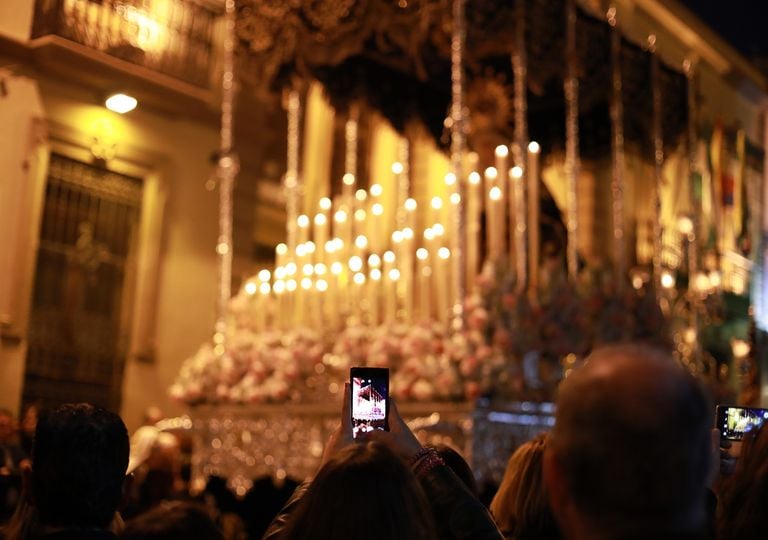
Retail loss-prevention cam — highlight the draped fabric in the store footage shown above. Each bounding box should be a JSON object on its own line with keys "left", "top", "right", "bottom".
{"left": 236, "top": 0, "right": 688, "bottom": 158}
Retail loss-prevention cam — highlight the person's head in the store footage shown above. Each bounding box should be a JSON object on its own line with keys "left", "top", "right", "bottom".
{"left": 283, "top": 441, "right": 437, "bottom": 540}
{"left": 543, "top": 344, "right": 712, "bottom": 540}
{"left": 21, "top": 403, "right": 40, "bottom": 436}
{"left": 431, "top": 444, "right": 478, "bottom": 496}
{"left": 490, "top": 434, "right": 561, "bottom": 540}
{"left": 0, "top": 408, "right": 15, "bottom": 442}
{"left": 29, "top": 403, "right": 129, "bottom": 530}
{"left": 121, "top": 501, "right": 223, "bottom": 540}
{"left": 717, "top": 422, "right": 768, "bottom": 540}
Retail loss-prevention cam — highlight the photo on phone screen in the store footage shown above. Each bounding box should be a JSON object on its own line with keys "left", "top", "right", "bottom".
{"left": 351, "top": 367, "right": 389, "bottom": 439}
{"left": 717, "top": 405, "right": 768, "bottom": 441}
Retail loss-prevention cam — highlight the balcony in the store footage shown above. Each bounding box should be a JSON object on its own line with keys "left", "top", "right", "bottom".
{"left": 31, "top": 0, "right": 220, "bottom": 89}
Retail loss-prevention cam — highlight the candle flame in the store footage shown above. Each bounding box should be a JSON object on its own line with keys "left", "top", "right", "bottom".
{"left": 444, "top": 172, "right": 457, "bottom": 186}
{"left": 319, "top": 197, "right": 332, "bottom": 210}
{"left": 511, "top": 166, "right": 523, "bottom": 179}
{"left": 316, "top": 279, "right": 329, "bottom": 292}
{"left": 405, "top": 198, "right": 417, "bottom": 211}
{"left": 298, "top": 214, "right": 310, "bottom": 228}
{"left": 431, "top": 197, "right": 443, "bottom": 210}
{"left": 528, "top": 141, "right": 541, "bottom": 154}
{"left": 314, "top": 263, "right": 327, "bottom": 275}
{"left": 355, "top": 235, "right": 368, "bottom": 249}
{"left": 353, "top": 272, "right": 366, "bottom": 285}
{"left": 383, "top": 251, "right": 396, "bottom": 263}
{"left": 276, "top": 243, "right": 288, "bottom": 255}
{"left": 388, "top": 268, "right": 401, "bottom": 281}
{"left": 391, "top": 162, "right": 404, "bottom": 175}
{"left": 371, "top": 268, "right": 382, "bottom": 280}
{"left": 244, "top": 281, "right": 258, "bottom": 295}
{"left": 301, "top": 277, "right": 312, "bottom": 290}
{"left": 416, "top": 248, "right": 428, "bottom": 260}
{"left": 438, "top": 247, "right": 451, "bottom": 260}
{"left": 259, "top": 282, "right": 271, "bottom": 295}
{"left": 349, "top": 256, "right": 363, "bottom": 272}
{"left": 355, "top": 189, "right": 368, "bottom": 201}
{"left": 368, "top": 254, "right": 381, "bottom": 267}
{"left": 372, "top": 203, "right": 384, "bottom": 216}
{"left": 485, "top": 167, "right": 498, "bottom": 180}
{"left": 495, "top": 145, "right": 509, "bottom": 158}
{"left": 469, "top": 171, "right": 481, "bottom": 185}
{"left": 303, "top": 263, "right": 314, "bottom": 276}
{"left": 370, "top": 184, "right": 384, "bottom": 197}
{"left": 489, "top": 186, "right": 502, "bottom": 201}
{"left": 343, "top": 173, "right": 355, "bottom": 186}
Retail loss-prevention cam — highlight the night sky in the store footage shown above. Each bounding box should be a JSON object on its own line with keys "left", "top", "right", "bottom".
{"left": 680, "top": 0, "right": 768, "bottom": 60}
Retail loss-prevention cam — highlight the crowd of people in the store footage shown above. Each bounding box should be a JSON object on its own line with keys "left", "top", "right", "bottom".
{"left": 0, "top": 343, "right": 766, "bottom": 539}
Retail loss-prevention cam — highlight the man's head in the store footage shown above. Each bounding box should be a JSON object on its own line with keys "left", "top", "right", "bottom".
{"left": 543, "top": 344, "right": 712, "bottom": 540}
{"left": 31, "top": 403, "right": 129, "bottom": 529}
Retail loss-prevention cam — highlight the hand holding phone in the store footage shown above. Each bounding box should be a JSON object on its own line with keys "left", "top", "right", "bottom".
{"left": 716, "top": 405, "right": 768, "bottom": 441}
{"left": 350, "top": 367, "right": 390, "bottom": 439}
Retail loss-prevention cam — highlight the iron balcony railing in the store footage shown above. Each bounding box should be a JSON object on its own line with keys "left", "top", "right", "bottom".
{"left": 32, "top": 0, "right": 219, "bottom": 88}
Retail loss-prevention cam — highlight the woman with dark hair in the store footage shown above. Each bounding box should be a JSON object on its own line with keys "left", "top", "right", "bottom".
{"left": 265, "top": 384, "right": 502, "bottom": 540}
{"left": 280, "top": 441, "right": 437, "bottom": 540}
{"left": 490, "top": 434, "right": 562, "bottom": 540}
{"left": 716, "top": 423, "right": 768, "bottom": 540}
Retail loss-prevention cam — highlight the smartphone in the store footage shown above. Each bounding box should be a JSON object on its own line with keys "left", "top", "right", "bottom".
{"left": 350, "top": 367, "right": 389, "bottom": 439}
{"left": 716, "top": 405, "right": 768, "bottom": 441}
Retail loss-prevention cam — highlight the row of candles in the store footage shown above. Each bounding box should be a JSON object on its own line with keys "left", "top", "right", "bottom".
{"left": 239, "top": 140, "right": 543, "bottom": 332}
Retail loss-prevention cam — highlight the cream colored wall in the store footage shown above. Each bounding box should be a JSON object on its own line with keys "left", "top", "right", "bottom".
{"left": 0, "top": 0, "right": 34, "bottom": 42}
{"left": 33, "top": 79, "right": 221, "bottom": 431}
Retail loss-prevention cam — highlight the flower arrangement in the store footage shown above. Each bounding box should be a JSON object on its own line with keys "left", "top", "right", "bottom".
{"left": 171, "top": 264, "right": 671, "bottom": 405}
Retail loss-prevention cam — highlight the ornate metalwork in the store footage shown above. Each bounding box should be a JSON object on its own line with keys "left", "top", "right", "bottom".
{"left": 31, "top": 0, "right": 218, "bottom": 88}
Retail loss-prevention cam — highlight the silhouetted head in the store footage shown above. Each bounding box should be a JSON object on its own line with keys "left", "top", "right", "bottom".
{"left": 283, "top": 441, "right": 437, "bottom": 540}
{"left": 32, "top": 403, "right": 129, "bottom": 529}
{"left": 717, "top": 422, "right": 768, "bottom": 540}
{"left": 122, "top": 501, "right": 223, "bottom": 540}
{"left": 431, "top": 444, "right": 478, "bottom": 496}
{"left": 544, "top": 344, "right": 712, "bottom": 540}
{"left": 491, "top": 434, "right": 562, "bottom": 540}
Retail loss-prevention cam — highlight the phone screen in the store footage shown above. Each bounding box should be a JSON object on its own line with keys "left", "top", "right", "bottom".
{"left": 350, "top": 367, "right": 389, "bottom": 439}
{"left": 717, "top": 405, "right": 768, "bottom": 441}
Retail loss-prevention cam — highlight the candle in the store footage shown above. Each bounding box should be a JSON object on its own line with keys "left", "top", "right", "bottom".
{"left": 430, "top": 196, "right": 443, "bottom": 230}
{"left": 402, "top": 226, "right": 415, "bottom": 323}
{"left": 368, "top": 254, "right": 382, "bottom": 326}
{"left": 467, "top": 171, "right": 481, "bottom": 290}
{"left": 511, "top": 165, "right": 527, "bottom": 291}
{"left": 489, "top": 184, "right": 503, "bottom": 262}
{"left": 527, "top": 142, "right": 540, "bottom": 300}
{"left": 383, "top": 250, "right": 397, "bottom": 323}
{"left": 485, "top": 167, "right": 500, "bottom": 261}
{"left": 495, "top": 145, "right": 509, "bottom": 256}
{"left": 417, "top": 248, "right": 431, "bottom": 321}
{"left": 436, "top": 247, "right": 451, "bottom": 325}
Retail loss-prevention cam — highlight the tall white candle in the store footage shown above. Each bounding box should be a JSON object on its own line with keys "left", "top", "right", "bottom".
{"left": 527, "top": 142, "right": 541, "bottom": 299}
{"left": 417, "top": 248, "right": 431, "bottom": 321}
{"left": 495, "top": 145, "right": 509, "bottom": 256}
{"left": 467, "top": 171, "right": 481, "bottom": 290}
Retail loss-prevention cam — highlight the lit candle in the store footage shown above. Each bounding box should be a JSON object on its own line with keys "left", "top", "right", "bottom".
{"left": 401, "top": 226, "right": 415, "bottom": 323}
{"left": 417, "top": 248, "right": 431, "bottom": 321}
{"left": 314, "top": 213, "right": 329, "bottom": 265}
{"left": 495, "top": 145, "right": 509, "bottom": 256}
{"left": 489, "top": 184, "right": 503, "bottom": 262}
{"left": 368, "top": 254, "right": 382, "bottom": 326}
{"left": 431, "top": 196, "right": 443, "bottom": 230}
{"left": 511, "top": 165, "right": 527, "bottom": 291}
{"left": 436, "top": 247, "right": 451, "bottom": 325}
{"left": 383, "top": 250, "right": 397, "bottom": 323}
{"left": 467, "top": 171, "right": 481, "bottom": 290}
{"left": 485, "top": 167, "right": 500, "bottom": 261}
{"left": 527, "top": 141, "right": 540, "bottom": 300}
